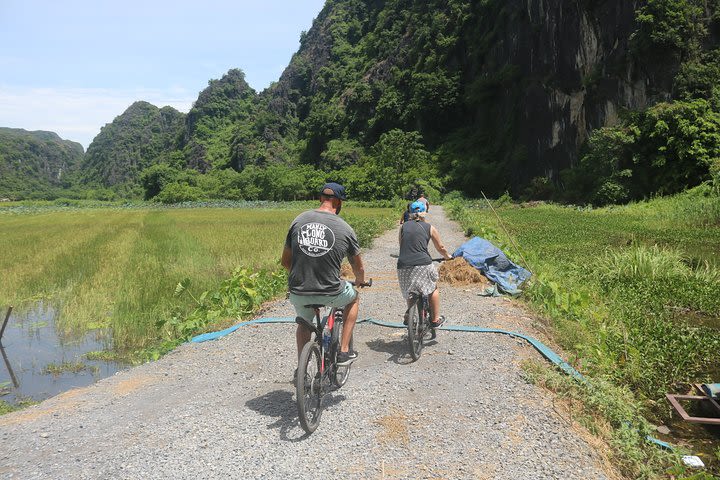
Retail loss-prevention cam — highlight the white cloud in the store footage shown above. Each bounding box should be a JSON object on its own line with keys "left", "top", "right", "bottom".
{"left": 0, "top": 85, "right": 196, "bottom": 149}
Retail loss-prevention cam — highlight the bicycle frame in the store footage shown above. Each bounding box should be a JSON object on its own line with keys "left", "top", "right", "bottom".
{"left": 409, "top": 293, "right": 431, "bottom": 332}
{"left": 311, "top": 306, "right": 341, "bottom": 375}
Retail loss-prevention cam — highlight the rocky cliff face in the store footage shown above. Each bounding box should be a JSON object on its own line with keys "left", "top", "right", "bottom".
{"left": 261, "top": 0, "right": 681, "bottom": 193}
{"left": 495, "top": 0, "right": 657, "bottom": 180}
{"left": 78, "top": 0, "right": 712, "bottom": 196}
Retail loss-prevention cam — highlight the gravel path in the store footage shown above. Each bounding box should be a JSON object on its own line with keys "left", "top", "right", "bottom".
{"left": 0, "top": 207, "right": 614, "bottom": 480}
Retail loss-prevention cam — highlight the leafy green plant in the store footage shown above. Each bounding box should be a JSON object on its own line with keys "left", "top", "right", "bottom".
{"left": 0, "top": 401, "right": 15, "bottom": 415}
{"left": 342, "top": 209, "right": 397, "bottom": 248}
{"left": 153, "top": 183, "right": 204, "bottom": 204}
{"left": 570, "top": 99, "right": 720, "bottom": 205}
{"left": 165, "top": 267, "right": 287, "bottom": 342}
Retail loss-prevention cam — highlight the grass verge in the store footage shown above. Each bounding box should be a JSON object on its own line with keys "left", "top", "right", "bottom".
{"left": 445, "top": 188, "right": 720, "bottom": 477}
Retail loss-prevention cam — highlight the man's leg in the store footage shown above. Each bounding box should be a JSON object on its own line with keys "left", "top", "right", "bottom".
{"left": 296, "top": 324, "right": 312, "bottom": 359}
{"left": 340, "top": 294, "right": 359, "bottom": 353}
{"left": 289, "top": 294, "right": 315, "bottom": 360}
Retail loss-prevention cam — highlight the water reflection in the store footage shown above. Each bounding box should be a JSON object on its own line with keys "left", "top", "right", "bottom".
{"left": 0, "top": 345, "right": 18, "bottom": 388}
{"left": 0, "top": 302, "right": 126, "bottom": 405}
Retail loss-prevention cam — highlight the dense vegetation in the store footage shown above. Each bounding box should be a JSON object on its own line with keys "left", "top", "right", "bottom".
{"left": 4, "top": 0, "right": 719, "bottom": 206}
{"left": 80, "top": 101, "right": 186, "bottom": 197}
{"left": 447, "top": 181, "right": 720, "bottom": 476}
{"left": 462, "top": 184, "right": 720, "bottom": 392}
{"left": 562, "top": 0, "right": 720, "bottom": 205}
{"left": 0, "top": 128, "right": 83, "bottom": 199}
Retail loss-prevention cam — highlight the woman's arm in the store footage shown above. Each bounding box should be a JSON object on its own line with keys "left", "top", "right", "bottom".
{"left": 430, "top": 226, "right": 452, "bottom": 260}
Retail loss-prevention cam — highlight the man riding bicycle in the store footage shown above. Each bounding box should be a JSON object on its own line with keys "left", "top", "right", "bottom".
{"left": 397, "top": 200, "right": 451, "bottom": 327}
{"left": 281, "top": 182, "right": 367, "bottom": 367}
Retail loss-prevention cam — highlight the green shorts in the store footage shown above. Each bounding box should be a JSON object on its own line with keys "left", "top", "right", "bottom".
{"left": 289, "top": 281, "right": 358, "bottom": 322}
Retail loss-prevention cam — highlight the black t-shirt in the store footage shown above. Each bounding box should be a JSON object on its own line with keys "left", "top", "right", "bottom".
{"left": 397, "top": 220, "right": 432, "bottom": 268}
{"left": 285, "top": 210, "right": 360, "bottom": 296}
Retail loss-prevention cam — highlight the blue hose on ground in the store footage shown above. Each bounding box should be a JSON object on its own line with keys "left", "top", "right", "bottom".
{"left": 189, "top": 316, "right": 672, "bottom": 450}
{"left": 359, "top": 318, "right": 585, "bottom": 382}
{"left": 190, "top": 317, "right": 293, "bottom": 343}
{"left": 192, "top": 317, "right": 580, "bottom": 381}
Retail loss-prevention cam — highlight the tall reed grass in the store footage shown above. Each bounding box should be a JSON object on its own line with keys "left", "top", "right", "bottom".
{"left": 0, "top": 204, "right": 396, "bottom": 351}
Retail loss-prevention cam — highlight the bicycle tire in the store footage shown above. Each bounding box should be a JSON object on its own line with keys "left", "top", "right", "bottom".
{"left": 296, "top": 341, "right": 323, "bottom": 433}
{"left": 331, "top": 316, "right": 353, "bottom": 387}
{"left": 407, "top": 296, "right": 424, "bottom": 361}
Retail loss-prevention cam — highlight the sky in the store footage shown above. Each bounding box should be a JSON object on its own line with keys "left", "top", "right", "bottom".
{"left": 0, "top": 0, "right": 326, "bottom": 149}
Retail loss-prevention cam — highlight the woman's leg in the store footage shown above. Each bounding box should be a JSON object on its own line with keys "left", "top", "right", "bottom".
{"left": 429, "top": 287, "right": 441, "bottom": 323}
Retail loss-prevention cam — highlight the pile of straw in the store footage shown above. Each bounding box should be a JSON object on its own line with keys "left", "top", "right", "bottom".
{"left": 438, "top": 257, "right": 490, "bottom": 286}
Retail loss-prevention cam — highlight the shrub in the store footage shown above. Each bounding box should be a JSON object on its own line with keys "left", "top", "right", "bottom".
{"left": 154, "top": 183, "right": 204, "bottom": 204}
{"left": 139, "top": 164, "right": 182, "bottom": 200}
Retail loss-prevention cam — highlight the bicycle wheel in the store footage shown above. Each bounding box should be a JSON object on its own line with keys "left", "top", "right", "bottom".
{"left": 296, "top": 341, "right": 323, "bottom": 433}
{"left": 407, "top": 296, "right": 424, "bottom": 361}
{"left": 331, "top": 316, "right": 354, "bottom": 387}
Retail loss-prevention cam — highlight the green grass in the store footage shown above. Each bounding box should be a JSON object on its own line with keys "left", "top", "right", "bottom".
{"left": 0, "top": 203, "right": 396, "bottom": 352}
{"left": 448, "top": 190, "right": 720, "bottom": 477}
{"left": 522, "top": 360, "right": 688, "bottom": 480}
{"left": 0, "top": 399, "right": 36, "bottom": 415}
{"left": 448, "top": 193, "right": 720, "bottom": 394}
{"left": 42, "top": 361, "right": 98, "bottom": 376}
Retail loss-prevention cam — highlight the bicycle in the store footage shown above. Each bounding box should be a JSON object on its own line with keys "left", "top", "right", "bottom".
{"left": 295, "top": 279, "right": 372, "bottom": 434}
{"left": 406, "top": 258, "right": 446, "bottom": 361}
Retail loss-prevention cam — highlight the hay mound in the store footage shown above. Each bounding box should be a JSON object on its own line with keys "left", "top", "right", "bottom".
{"left": 340, "top": 262, "right": 354, "bottom": 280}
{"left": 439, "top": 257, "right": 490, "bottom": 286}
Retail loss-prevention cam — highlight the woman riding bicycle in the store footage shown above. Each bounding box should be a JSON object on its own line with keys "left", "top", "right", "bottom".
{"left": 397, "top": 200, "right": 452, "bottom": 328}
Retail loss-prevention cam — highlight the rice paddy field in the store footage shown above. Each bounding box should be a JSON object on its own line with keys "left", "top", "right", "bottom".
{"left": 450, "top": 192, "right": 720, "bottom": 393}
{"left": 0, "top": 203, "right": 396, "bottom": 352}
{"left": 447, "top": 191, "right": 720, "bottom": 469}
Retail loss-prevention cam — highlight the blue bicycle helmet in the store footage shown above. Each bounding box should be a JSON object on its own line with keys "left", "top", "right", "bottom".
{"left": 409, "top": 200, "right": 426, "bottom": 213}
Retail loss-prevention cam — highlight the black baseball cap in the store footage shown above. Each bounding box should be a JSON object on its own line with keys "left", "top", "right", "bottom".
{"left": 320, "top": 182, "right": 347, "bottom": 200}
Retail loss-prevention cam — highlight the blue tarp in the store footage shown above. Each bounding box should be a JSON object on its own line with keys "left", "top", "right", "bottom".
{"left": 452, "top": 237, "right": 532, "bottom": 294}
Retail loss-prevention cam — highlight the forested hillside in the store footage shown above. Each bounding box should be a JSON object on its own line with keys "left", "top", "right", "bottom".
{"left": 5, "top": 0, "right": 720, "bottom": 203}
{"left": 0, "top": 128, "right": 83, "bottom": 199}
{"left": 80, "top": 101, "right": 186, "bottom": 196}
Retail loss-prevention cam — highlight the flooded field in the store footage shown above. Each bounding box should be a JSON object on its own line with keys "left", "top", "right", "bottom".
{"left": 0, "top": 303, "right": 125, "bottom": 405}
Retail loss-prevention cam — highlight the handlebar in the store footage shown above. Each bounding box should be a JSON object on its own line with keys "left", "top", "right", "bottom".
{"left": 432, "top": 258, "right": 450, "bottom": 262}
{"left": 349, "top": 279, "right": 373, "bottom": 288}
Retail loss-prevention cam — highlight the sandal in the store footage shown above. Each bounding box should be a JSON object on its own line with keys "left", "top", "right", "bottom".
{"left": 430, "top": 315, "right": 446, "bottom": 328}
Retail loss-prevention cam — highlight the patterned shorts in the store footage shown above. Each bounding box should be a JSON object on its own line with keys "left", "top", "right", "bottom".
{"left": 397, "top": 264, "right": 439, "bottom": 300}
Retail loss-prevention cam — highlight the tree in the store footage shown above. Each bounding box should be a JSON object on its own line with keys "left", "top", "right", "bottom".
{"left": 139, "top": 164, "right": 181, "bottom": 200}
{"left": 335, "top": 129, "right": 440, "bottom": 199}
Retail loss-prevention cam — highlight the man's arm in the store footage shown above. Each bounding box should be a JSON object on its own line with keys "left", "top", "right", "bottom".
{"left": 430, "top": 226, "right": 452, "bottom": 260}
{"left": 281, "top": 245, "right": 292, "bottom": 271}
{"left": 348, "top": 254, "right": 366, "bottom": 285}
